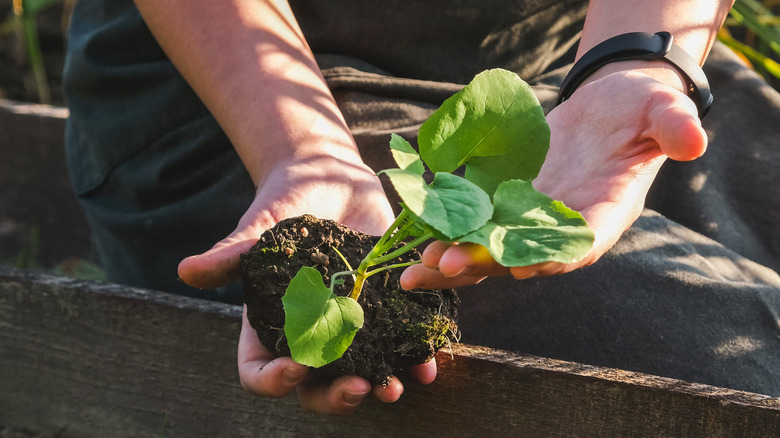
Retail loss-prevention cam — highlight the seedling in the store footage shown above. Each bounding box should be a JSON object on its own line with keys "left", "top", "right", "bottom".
{"left": 281, "top": 69, "right": 595, "bottom": 368}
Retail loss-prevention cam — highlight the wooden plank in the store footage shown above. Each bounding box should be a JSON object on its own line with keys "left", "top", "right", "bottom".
{"left": 1, "top": 268, "right": 779, "bottom": 437}
{"left": 0, "top": 99, "right": 92, "bottom": 267}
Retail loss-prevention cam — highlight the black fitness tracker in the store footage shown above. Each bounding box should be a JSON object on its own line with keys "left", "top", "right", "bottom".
{"left": 556, "top": 31, "right": 713, "bottom": 119}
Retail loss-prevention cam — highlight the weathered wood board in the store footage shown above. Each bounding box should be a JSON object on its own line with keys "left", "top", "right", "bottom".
{"left": 1, "top": 268, "right": 778, "bottom": 437}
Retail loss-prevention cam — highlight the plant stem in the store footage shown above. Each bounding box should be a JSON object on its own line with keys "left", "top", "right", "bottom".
{"left": 375, "top": 209, "right": 410, "bottom": 249}
{"left": 347, "top": 224, "right": 433, "bottom": 301}
{"left": 331, "top": 246, "right": 354, "bottom": 271}
{"left": 330, "top": 269, "right": 358, "bottom": 291}
{"left": 364, "top": 259, "right": 422, "bottom": 278}
{"left": 21, "top": 12, "right": 51, "bottom": 104}
{"left": 369, "top": 231, "right": 433, "bottom": 266}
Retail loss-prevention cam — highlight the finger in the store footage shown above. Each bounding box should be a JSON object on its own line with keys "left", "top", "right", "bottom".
{"left": 372, "top": 376, "right": 404, "bottom": 403}
{"left": 421, "top": 240, "right": 454, "bottom": 268}
{"left": 647, "top": 94, "right": 708, "bottom": 162}
{"left": 438, "top": 243, "right": 509, "bottom": 278}
{"left": 239, "top": 356, "right": 309, "bottom": 398}
{"left": 297, "top": 376, "right": 372, "bottom": 415}
{"left": 400, "top": 263, "right": 488, "bottom": 290}
{"left": 408, "top": 357, "right": 437, "bottom": 385}
{"left": 509, "top": 263, "right": 544, "bottom": 280}
{"left": 237, "top": 309, "right": 309, "bottom": 398}
{"left": 509, "top": 261, "right": 562, "bottom": 280}
{"left": 178, "top": 236, "right": 257, "bottom": 289}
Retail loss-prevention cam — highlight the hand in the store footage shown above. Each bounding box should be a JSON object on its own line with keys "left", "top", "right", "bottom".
{"left": 178, "top": 151, "right": 437, "bottom": 413}
{"left": 401, "top": 63, "right": 708, "bottom": 289}
{"left": 238, "top": 306, "right": 437, "bottom": 415}
{"left": 177, "top": 152, "right": 395, "bottom": 289}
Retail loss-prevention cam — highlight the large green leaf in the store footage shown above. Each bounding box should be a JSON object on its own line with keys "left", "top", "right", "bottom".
{"left": 381, "top": 169, "right": 493, "bottom": 240}
{"left": 418, "top": 69, "right": 549, "bottom": 194}
{"left": 459, "top": 180, "right": 594, "bottom": 266}
{"left": 282, "top": 267, "right": 364, "bottom": 368}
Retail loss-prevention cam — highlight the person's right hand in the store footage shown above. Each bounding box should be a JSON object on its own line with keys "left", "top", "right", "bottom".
{"left": 178, "top": 151, "right": 394, "bottom": 289}
{"left": 178, "top": 151, "right": 437, "bottom": 414}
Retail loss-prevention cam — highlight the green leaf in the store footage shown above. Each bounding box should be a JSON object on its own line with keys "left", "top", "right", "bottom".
{"left": 458, "top": 180, "right": 594, "bottom": 266}
{"left": 282, "top": 267, "right": 364, "bottom": 368}
{"left": 389, "top": 133, "right": 425, "bottom": 176}
{"left": 418, "top": 69, "right": 550, "bottom": 194}
{"left": 382, "top": 169, "right": 493, "bottom": 240}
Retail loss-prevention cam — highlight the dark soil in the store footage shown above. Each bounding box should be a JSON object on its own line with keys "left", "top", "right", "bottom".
{"left": 241, "top": 215, "right": 459, "bottom": 385}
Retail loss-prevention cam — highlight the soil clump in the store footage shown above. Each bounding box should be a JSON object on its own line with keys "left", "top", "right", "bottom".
{"left": 241, "top": 215, "right": 459, "bottom": 385}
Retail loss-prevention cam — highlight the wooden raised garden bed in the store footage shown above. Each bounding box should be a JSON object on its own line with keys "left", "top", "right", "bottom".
{"left": 1, "top": 268, "right": 779, "bottom": 437}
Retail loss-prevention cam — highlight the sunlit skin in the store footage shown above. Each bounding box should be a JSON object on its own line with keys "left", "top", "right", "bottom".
{"left": 132, "top": 0, "right": 733, "bottom": 415}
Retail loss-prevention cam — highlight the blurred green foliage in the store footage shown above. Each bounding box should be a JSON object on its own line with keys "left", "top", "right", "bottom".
{"left": 1, "top": 0, "right": 64, "bottom": 103}
{"left": 720, "top": 0, "right": 780, "bottom": 84}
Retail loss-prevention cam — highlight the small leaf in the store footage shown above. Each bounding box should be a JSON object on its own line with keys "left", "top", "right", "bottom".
{"left": 458, "top": 180, "right": 594, "bottom": 266}
{"left": 383, "top": 169, "right": 493, "bottom": 240}
{"left": 418, "top": 69, "right": 549, "bottom": 194}
{"left": 389, "top": 133, "right": 425, "bottom": 176}
{"left": 282, "top": 267, "right": 364, "bottom": 368}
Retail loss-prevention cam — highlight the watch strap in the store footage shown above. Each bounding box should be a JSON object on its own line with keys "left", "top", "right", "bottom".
{"left": 556, "top": 31, "right": 713, "bottom": 119}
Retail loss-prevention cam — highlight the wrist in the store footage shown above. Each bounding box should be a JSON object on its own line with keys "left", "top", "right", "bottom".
{"left": 236, "top": 97, "right": 362, "bottom": 186}
{"left": 577, "top": 59, "right": 689, "bottom": 96}
{"left": 557, "top": 32, "right": 713, "bottom": 118}
{"left": 252, "top": 135, "right": 365, "bottom": 188}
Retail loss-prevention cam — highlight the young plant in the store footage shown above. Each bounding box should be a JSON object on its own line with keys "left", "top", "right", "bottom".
{"left": 281, "top": 69, "right": 595, "bottom": 368}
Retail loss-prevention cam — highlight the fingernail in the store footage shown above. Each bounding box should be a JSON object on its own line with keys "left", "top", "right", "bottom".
{"left": 513, "top": 270, "right": 538, "bottom": 280}
{"left": 282, "top": 367, "right": 307, "bottom": 385}
{"left": 444, "top": 265, "right": 468, "bottom": 278}
{"left": 343, "top": 391, "right": 368, "bottom": 406}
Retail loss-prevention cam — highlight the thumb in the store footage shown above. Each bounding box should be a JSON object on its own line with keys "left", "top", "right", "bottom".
{"left": 646, "top": 98, "right": 708, "bottom": 161}
{"left": 178, "top": 200, "right": 281, "bottom": 289}
{"left": 178, "top": 235, "right": 258, "bottom": 289}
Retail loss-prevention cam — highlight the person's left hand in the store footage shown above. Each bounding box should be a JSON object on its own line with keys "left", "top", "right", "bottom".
{"left": 401, "top": 62, "right": 708, "bottom": 290}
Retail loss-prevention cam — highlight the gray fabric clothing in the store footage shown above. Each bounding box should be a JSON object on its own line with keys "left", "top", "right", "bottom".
{"left": 63, "top": 0, "right": 780, "bottom": 395}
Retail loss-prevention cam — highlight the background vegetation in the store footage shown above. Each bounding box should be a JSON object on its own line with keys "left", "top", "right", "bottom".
{"left": 719, "top": 0, "right": 780, "bottom": 87}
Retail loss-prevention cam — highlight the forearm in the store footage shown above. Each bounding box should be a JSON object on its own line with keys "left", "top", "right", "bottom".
{"left": 133, "top": 0, "right": 357, "bottom": 186}
{"left": 580, "top": 0, "right": 735, "bottom": 62}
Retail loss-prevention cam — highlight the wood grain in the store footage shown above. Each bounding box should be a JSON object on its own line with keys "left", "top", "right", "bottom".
{"left": 1, "top": 268, "right": 778, "bottom": 437}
